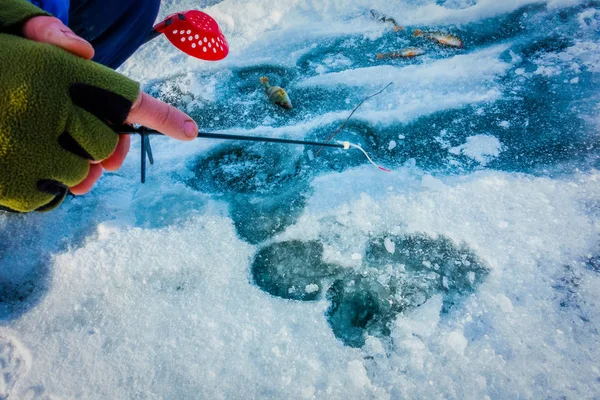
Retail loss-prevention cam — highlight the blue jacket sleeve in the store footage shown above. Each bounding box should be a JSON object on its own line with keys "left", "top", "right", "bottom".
{"left": 29, "top": 0, "right": 69, "bottom": 24}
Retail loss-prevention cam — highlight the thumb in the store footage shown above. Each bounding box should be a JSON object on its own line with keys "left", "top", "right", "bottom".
{"left": 23, "top": 16, "right": 94, "bottom": 59}
{"left": 126, "top": 92, "right": 198, "bottom": 141}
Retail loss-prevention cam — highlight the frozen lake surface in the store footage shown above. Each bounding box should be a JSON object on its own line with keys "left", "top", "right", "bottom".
{"left": 1, "top": 0, "right": 600, "bottom": 398}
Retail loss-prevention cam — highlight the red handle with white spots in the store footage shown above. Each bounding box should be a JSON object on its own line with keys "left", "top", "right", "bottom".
{"left": 152, "top": 10, "right": 229, "bottom": 61}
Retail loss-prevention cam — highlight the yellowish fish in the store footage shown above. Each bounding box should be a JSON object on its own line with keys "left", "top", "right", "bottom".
{"left": 413, "top": 29, "right": 464, "bottom": 48}
{"left": 370, "top": 9, "right": 403, "bottom": 32}
{"left": 260, "top": 77, "right": 292, "bottom": 110}
{"left": 377, "top": 48, "right": 425, "bottom": 59}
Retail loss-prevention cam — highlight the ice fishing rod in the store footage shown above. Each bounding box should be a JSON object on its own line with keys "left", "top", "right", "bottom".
{"left": 132, "top": 12, "right": 390, "bottom": 181}
{"left": 118, "top": 126, "right": 390, "bottom": 183}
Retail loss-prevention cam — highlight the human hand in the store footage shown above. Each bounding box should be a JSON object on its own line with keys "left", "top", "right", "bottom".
{"left": 70, "top": 92, "right": 199, "bottom": 194}
{"left": 0, "top": 32, "right": 198, "bottom": 212}
{"left": 23, "top": 15, "right": 94, "bottom": 59}
{"left": 20, "top": 16, "right": 199, "bottom": 196}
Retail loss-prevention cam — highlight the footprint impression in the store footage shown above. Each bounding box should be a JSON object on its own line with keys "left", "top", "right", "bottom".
{"left": 251, "top": 234, "right": 489, "bottom": 347}
{"left": 0, "top": 334, "right": 30, "bottom": 399}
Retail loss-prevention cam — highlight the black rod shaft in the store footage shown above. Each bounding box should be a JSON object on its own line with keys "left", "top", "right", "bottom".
{"left": 141, "top": 132, "right": 147, "bottom": 183}
{"left": 194, "top": 132, "right": 345, "bottom": 148}
{"left": 144, "top": 135, "right": 154, "bottom": 165}
{"left": 119, "top": 128, "right": 345, "bottom": 149}
{"left": 145, "top": 29, "right": 163, "bottom": 44}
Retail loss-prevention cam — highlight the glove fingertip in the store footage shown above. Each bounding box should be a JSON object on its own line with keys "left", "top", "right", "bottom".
{"left": 35, "top": 179, "right": 68, "bottom": 212}
{"left": 70, "top": 83, "right": 132, "bottom": 126}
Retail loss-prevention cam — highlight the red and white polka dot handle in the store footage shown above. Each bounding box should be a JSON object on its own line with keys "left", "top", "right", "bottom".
{"left": 152, "top": 10, "right": 229, "bottom": 61}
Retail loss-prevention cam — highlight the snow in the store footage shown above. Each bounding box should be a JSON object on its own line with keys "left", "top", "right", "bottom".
{"left": 446, "top": 330, "right": 468, "bottom": 355}
{"left": 0, "top": 334, "right": 31, "bottom": 398}
{"left": 2, "top": 0, "right": 600, "bottom": 398}
{"left": 578, "top": 8, "right": 600, "bottom": 31}
{"left": 298, "top": 45, "right": 511, "bottom": 125}
{"left": 449, "top": 135, "right": 503, "bottom": 165}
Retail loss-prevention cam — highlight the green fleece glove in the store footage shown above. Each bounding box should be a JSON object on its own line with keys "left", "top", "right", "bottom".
{"left": 0, "top": 33, "right": 140, "bottom": 212}
{"left": 0, "top": 0, "right": 50, "bottom": 35}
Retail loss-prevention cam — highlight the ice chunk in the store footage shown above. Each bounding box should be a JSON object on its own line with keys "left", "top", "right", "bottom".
{"left": 446, "top": 331, "right": 468, "bottom": 356}
{"left": 384, "top": 238, "right": 396, "bottom": 254}
{"left": 305, "top": 284, "right": 319, "bottom": 294}
{"left": 449, "top": 135, "right": 503, "bottom": 165}
{"left": 496, "top": 294, "right": 514, "bottom": 313}
{"left": 421, "top": 175, "right": 446, "bottom": 191}
{"left": 97, "top": 220, "right": 128, "bottom": 240}
{"left": 404, "top": 158, "right": 417, "bottom": 168}
{"left": 394, "top": 295, "right": 443, "bottom": 340}
{"left": 301, "top": 386, "right": 315, "bottom": 398}
{"left": 534, "top": 65, "right": 560, "bottom": 76}
{"left": 467, "top": 271, "right": 476, "bottom": 284}
{"left": 347, "top": 360, "right": 371, "bottom": 388}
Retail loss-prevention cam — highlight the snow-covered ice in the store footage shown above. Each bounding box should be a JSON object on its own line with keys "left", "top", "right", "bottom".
{"left": 1, "top": 0, "right": 600, "bottom": 398}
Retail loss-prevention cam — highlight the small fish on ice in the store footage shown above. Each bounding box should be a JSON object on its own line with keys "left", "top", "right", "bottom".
{"left": 370, "top": 9, "right": 403, "bottom": 32}
{"left": 413, "top": 29, "right": 464, "bottom": 48}
{"left": 260, "top": 76, "right": 292, "bottom": 110}
{"left": 377, "top": 48, "right": 425, "bottom": 59}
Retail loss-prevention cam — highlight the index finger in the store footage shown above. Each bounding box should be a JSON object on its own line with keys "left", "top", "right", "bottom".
{"left": 125, "top": 92, "right": 198, "bottom": 141}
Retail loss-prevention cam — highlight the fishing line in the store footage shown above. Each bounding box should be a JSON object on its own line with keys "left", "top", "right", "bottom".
{"left": 315, "top": 82, "right": 393, "bottom": 157}
{"left": 340, "top": 141, "right": 391, "bottom": 172}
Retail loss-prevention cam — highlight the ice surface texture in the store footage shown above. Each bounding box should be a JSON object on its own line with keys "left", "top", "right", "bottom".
{"left": 252, "top": 240, "right": 341, "bottom": 301}
{"left": 177, "top": 0, "right": 600, "bottom": 247}
{"left": 251, "top": 234, "right": 488, "bottom": 347}
{"left": 1, "top": 0, "right": 600, "bottom": 398}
